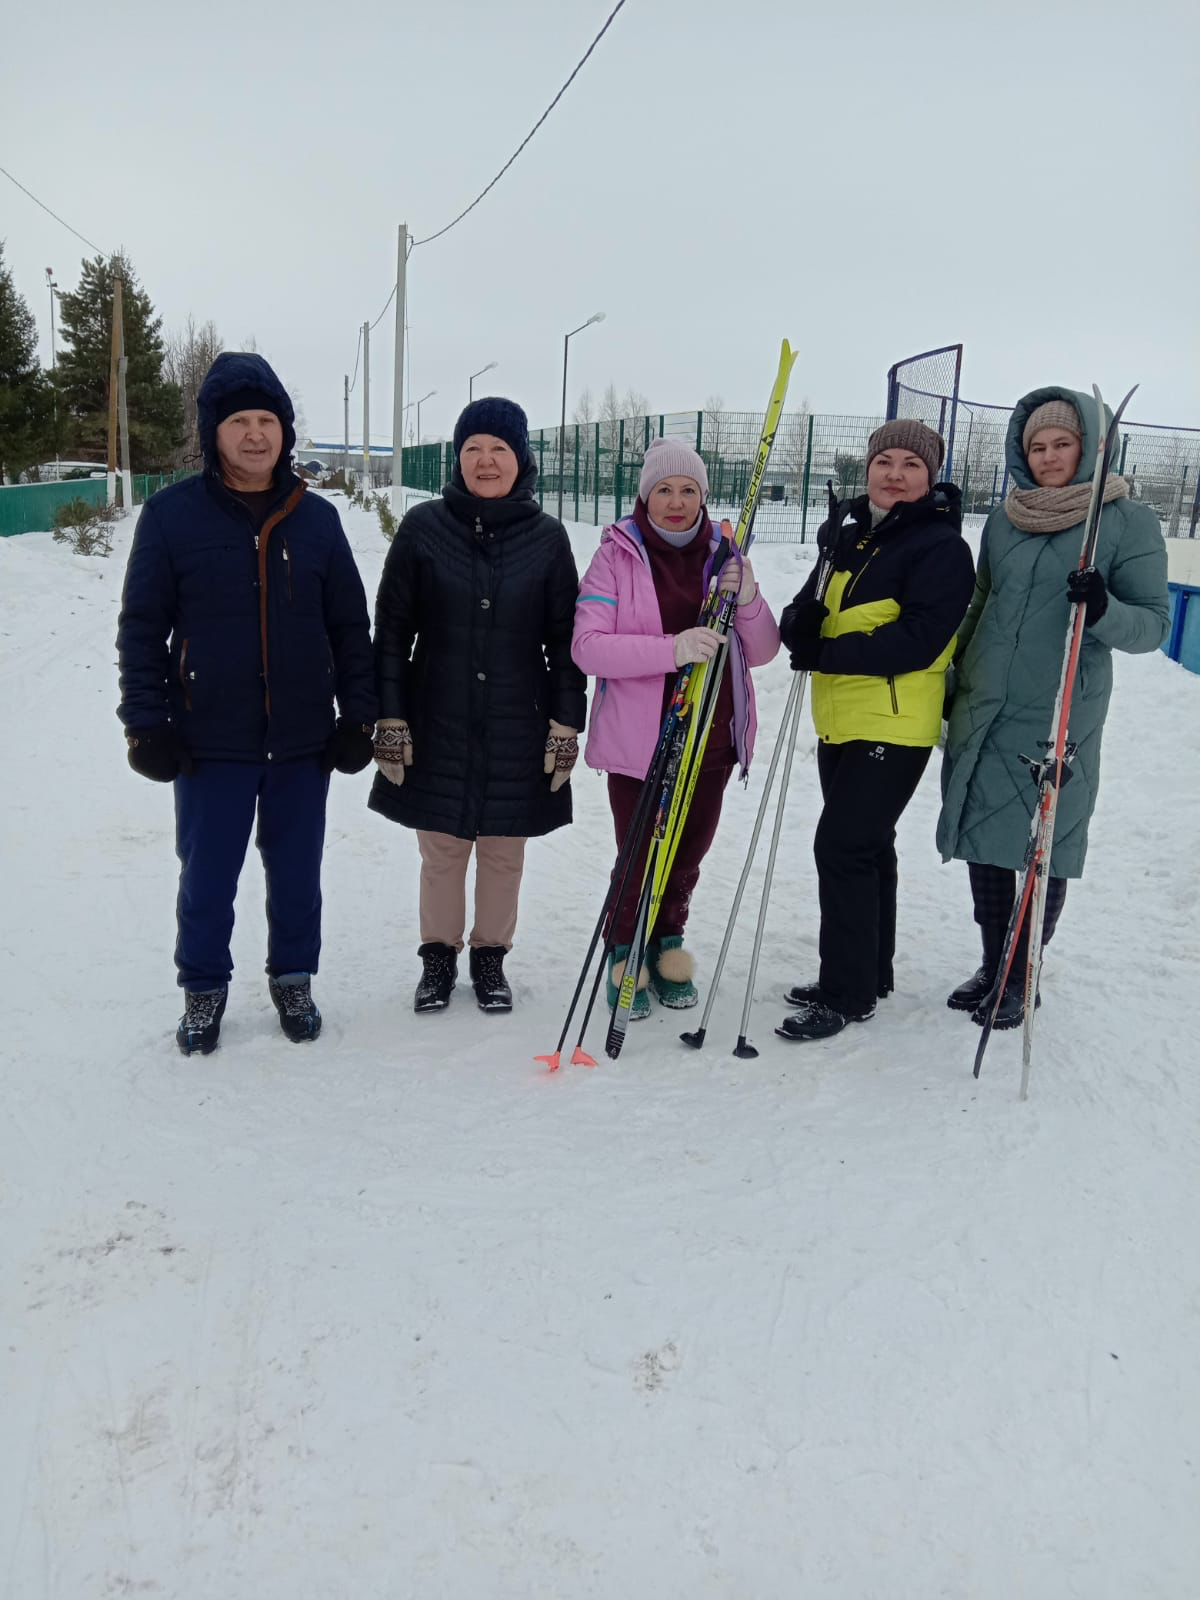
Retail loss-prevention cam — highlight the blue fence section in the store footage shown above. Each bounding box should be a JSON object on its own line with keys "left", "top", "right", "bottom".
{"left": 1162, "top": 583, "right": 1200, "bottom": 675}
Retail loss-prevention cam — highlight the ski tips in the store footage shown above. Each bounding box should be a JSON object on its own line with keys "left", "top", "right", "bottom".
{"left": 534, "top": 1051, "right": 562, "bottom": 1073}
{"left": 570, "top": 1047, "right": 597, "bottom": 1068}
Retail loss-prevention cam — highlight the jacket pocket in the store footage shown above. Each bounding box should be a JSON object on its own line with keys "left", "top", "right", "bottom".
{"left": 888, "top": 676, "right": 899, "bottom": 715}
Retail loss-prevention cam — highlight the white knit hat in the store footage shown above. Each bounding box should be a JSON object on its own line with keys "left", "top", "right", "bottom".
{"left": 638, "top": 437, "right": 709, "bottom": 504}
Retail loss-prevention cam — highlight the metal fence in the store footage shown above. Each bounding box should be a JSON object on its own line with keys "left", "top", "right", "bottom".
{"left": 883, "top": 353, "right": 1200, "bottom": 538}
{"left": 394, "top": 411, "right": 897, "bottom": 543}
{"left": 0, "top": 472, "right": 190, "bottom": 538}
{"left": 381, "top": 399, "right": 1200, "bottom": 545}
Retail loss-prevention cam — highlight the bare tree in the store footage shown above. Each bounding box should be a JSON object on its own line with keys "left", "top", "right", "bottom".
{"left": 162, "top": 315, "right": 223, "bottom": 467}
{"left": 573, "top": 387, "right": 594, "bottom": 426}
{"left": 599, "top": 382, "right": 622, "bottom": 456}
{"left": 772, "top": 398, "right": 812, "bottom": 506}
{"left": 701, "top": 393, "right": 726, "bottom": 458}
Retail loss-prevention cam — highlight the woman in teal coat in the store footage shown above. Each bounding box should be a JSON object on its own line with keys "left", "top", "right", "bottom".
{"left": 937, "top": 386, "right": 1169, "bottom": 1027}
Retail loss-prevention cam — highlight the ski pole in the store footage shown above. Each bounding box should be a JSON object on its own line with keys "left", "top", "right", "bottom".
{"left": 731, "top": 668, "right": 807, "bottom": 1058}
{"left": 680, "top": 672, "right": 803, "bottom": 1051}
{"left": 534, "top": 714, "right": 674, "bottom": 1072}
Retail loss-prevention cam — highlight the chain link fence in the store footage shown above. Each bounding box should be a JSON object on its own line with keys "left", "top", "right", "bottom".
{"left": 367, "top": 388, "right": 1200, "bottom": 546}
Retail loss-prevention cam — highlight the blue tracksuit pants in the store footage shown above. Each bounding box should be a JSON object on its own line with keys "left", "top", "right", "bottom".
{"left": 173, "top": 758, "right": 329, "bottom": 990}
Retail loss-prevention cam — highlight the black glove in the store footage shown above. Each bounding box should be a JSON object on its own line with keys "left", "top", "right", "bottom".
{"left": 321, "top": 717, "right": 375, "bottom": 774}
{"left": 789, "top": 636, "right": 826, "bottom": 674}
{"left": 126, "top": 727, "right": 193, "bottom": 783}
{"left": 779, "top": 597, "right": 828, "bottom": 653}
{"left": 1066, "top": 565, "right": 1108, "bottom": 625}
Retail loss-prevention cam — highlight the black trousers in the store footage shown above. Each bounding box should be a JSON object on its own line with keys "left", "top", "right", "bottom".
{"left": 967, "top": 861, "right": 1068, "bottom": 969}
{"left": 814, "top": 740, "right": 931, "bottom": 1013}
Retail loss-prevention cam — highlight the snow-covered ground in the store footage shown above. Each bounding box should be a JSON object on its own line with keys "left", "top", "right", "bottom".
{"left": 2, "top": 497, "right": 1198, "bottom": 1599}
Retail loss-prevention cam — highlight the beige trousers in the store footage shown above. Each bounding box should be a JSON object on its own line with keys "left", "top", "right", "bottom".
{"left": 416, "top": 831, "right": 527, "bottom": 951}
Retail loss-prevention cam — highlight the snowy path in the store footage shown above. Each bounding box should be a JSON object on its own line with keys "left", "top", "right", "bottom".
{"left": 1, "top": 503, "right": 1197, "bottom": 1598}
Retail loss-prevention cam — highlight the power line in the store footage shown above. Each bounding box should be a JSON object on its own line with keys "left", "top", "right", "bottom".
{"left": 348, "top": 325, "right": 363, "bottom": 394}
{"left": 410, "top": 0, "right": 629, "bottom": 250}
{"left": 346, "top": 0, "right": 628, "bottom": 420}
{"left": 369, "top": 281, "right": 397, "bottom": 331}
{"left": 0, "top": 162, "right": 108, "bottom": 256}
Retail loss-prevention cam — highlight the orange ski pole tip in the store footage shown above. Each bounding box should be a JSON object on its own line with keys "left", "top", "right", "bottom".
{"left": 534, "top": 1052, "right": 562, "bottom": 1073}
{"left": 571, "top": 1048, "right": 598, "bottom": 1068}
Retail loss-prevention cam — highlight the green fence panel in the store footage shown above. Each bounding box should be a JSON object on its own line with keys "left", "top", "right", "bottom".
{"left": 0, "top": 479, "right": 108, "bottom": 538}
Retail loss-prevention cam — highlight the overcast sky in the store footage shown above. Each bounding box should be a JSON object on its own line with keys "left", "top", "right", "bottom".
{"left": 3, "top": 0, "right": 1196, "bottom": 447}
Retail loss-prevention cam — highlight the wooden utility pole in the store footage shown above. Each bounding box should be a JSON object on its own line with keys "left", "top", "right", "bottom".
{"left": 107, "top": 276, "right": 122, "bottom": 506}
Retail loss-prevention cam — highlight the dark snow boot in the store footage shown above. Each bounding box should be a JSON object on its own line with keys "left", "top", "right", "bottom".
{"left": 268, "top": 972, "right": 322, "bottom": 1042}
{"left": 775, "top": 997, "right": 875, "bottom": 1042}
{"left": 972, "top": 977, "right": 1041, "bottom": 1031}
{"left": 176, "top": 986, "right": 228, "bottom": 1056}
{"left": 415, "top": 942, "right": 457, "bottom": 1013}
{"left": 469, "top": 946, "right": 512, "bottom": 1013}
{"left": 785, "top": 979, "right": 890, "bottom": 1007}
{"left": 947, "top": 924, "right": 1005, "bottom": 1012}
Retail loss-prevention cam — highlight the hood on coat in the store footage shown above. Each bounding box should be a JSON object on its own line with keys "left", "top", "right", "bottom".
{"left": 197, "top": 351, "right": 297, "bottom": 475}
{"left": 1004, "top": 385, "right": 1110, "bottom": 491}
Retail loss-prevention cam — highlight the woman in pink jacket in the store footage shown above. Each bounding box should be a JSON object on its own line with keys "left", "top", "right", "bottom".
{"left": 572, "top": 438, "right": 780, "bottom": 1018}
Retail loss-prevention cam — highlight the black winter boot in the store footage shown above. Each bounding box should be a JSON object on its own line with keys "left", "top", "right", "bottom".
{"left": 469, "top": 946, "right": 512, "bottom": 1013}
{"left": 972, "top": 977, "right": 1041, "bottom": 1031}
{"left": 176, "top": 987, "right": 228, "bottom": 1056}
{"left": 415, "top": 942, "right": 458, "bottom": 1012}
{"left": 947, "top": 924, "right": 1005, "bottom": 1012}
{"left": 775, "top": 997, "right": 876, "bottom": 1042}
{"left": 268, "top": 972, "right": 322, "bottom": 1042}
{"left": 786, "top": 979, "right": 890, "bottom": 1007}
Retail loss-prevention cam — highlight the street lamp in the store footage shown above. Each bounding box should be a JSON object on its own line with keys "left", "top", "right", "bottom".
{"left": 469, "top": 361, "right": 497, "bottom": 401}
{"left": 415, "top": 389, "right": 436, "bottom": 445}
{"left": 558, "top": 312, "right": 605, "bottom": 521}
{"left": 46, "top": 269, "right": 59, "bottom": 476}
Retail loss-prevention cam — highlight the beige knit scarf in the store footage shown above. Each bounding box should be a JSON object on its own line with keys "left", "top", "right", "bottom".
{"left": 1005, "top": 474, "right": 1129, "bottom": 534}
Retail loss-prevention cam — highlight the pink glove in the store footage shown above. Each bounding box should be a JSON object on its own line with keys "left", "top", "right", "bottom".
{"left": 718, "top": 555, "right": 758, "bottom": 604}
{"left": 673, "top": 627, "right": 726, "bottom": 668}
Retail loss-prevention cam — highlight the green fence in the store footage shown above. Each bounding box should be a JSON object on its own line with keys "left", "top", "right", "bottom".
{"left": 0, "top": 472, "right": 192, "bottom": 538}
{"left": 390, "top": 405, "right": 1199, "bottom": 542}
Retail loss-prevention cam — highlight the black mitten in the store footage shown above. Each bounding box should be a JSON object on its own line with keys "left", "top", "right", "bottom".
{"left": 126, "top": 727, "right": 193, "bottom": 783}
{"left": 321, "top": 718, "right": 375, "bottom": 775}
{"left": 1066, "top": 565, "right": 1108, "bottom": 625}
{"left": 779, "top": 597, "right": 828, "bottom": 652}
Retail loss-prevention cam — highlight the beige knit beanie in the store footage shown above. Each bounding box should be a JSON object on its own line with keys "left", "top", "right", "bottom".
{"left": 1022, "top": 399, "right": 1082, "bottom": 456}
{"left": 865, "top": 419, "right": 945, "bottom": 488}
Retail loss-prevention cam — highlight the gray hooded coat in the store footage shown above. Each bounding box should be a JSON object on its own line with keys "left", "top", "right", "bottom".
{"left": 937, "top": 386, "right": 1169, "bottom": 878}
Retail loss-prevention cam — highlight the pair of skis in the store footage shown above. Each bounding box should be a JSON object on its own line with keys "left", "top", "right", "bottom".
{"left": 536, "top": 339, "right": 799, "bottom": 1071}
{"left": 973, "top": 382, "right": 1137, "bottom": 1098}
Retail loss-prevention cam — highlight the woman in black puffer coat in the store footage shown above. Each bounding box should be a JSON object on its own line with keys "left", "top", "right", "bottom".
{"left": 369, "top": 398, "right": 586, "bottom": 1014}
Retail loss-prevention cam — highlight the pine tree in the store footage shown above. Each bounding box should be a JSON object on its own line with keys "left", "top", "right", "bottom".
{"left": 0, "top": 242, "right": 54, "bottom": 482}
{"left": 54, "top": 250, "right": 184, "bottom": 470}
{"left": 162, "top": 314, "right": 223, "bottom": 467}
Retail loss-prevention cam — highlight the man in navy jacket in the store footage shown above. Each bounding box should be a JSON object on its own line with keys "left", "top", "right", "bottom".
{"left": 116, "top": 352, "right": 377, "bottom": 1054}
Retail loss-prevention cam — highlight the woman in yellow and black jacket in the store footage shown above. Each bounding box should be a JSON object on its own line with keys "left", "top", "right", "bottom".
{"left": 776, "top": 419, "right": 976, "bottom": 1042}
